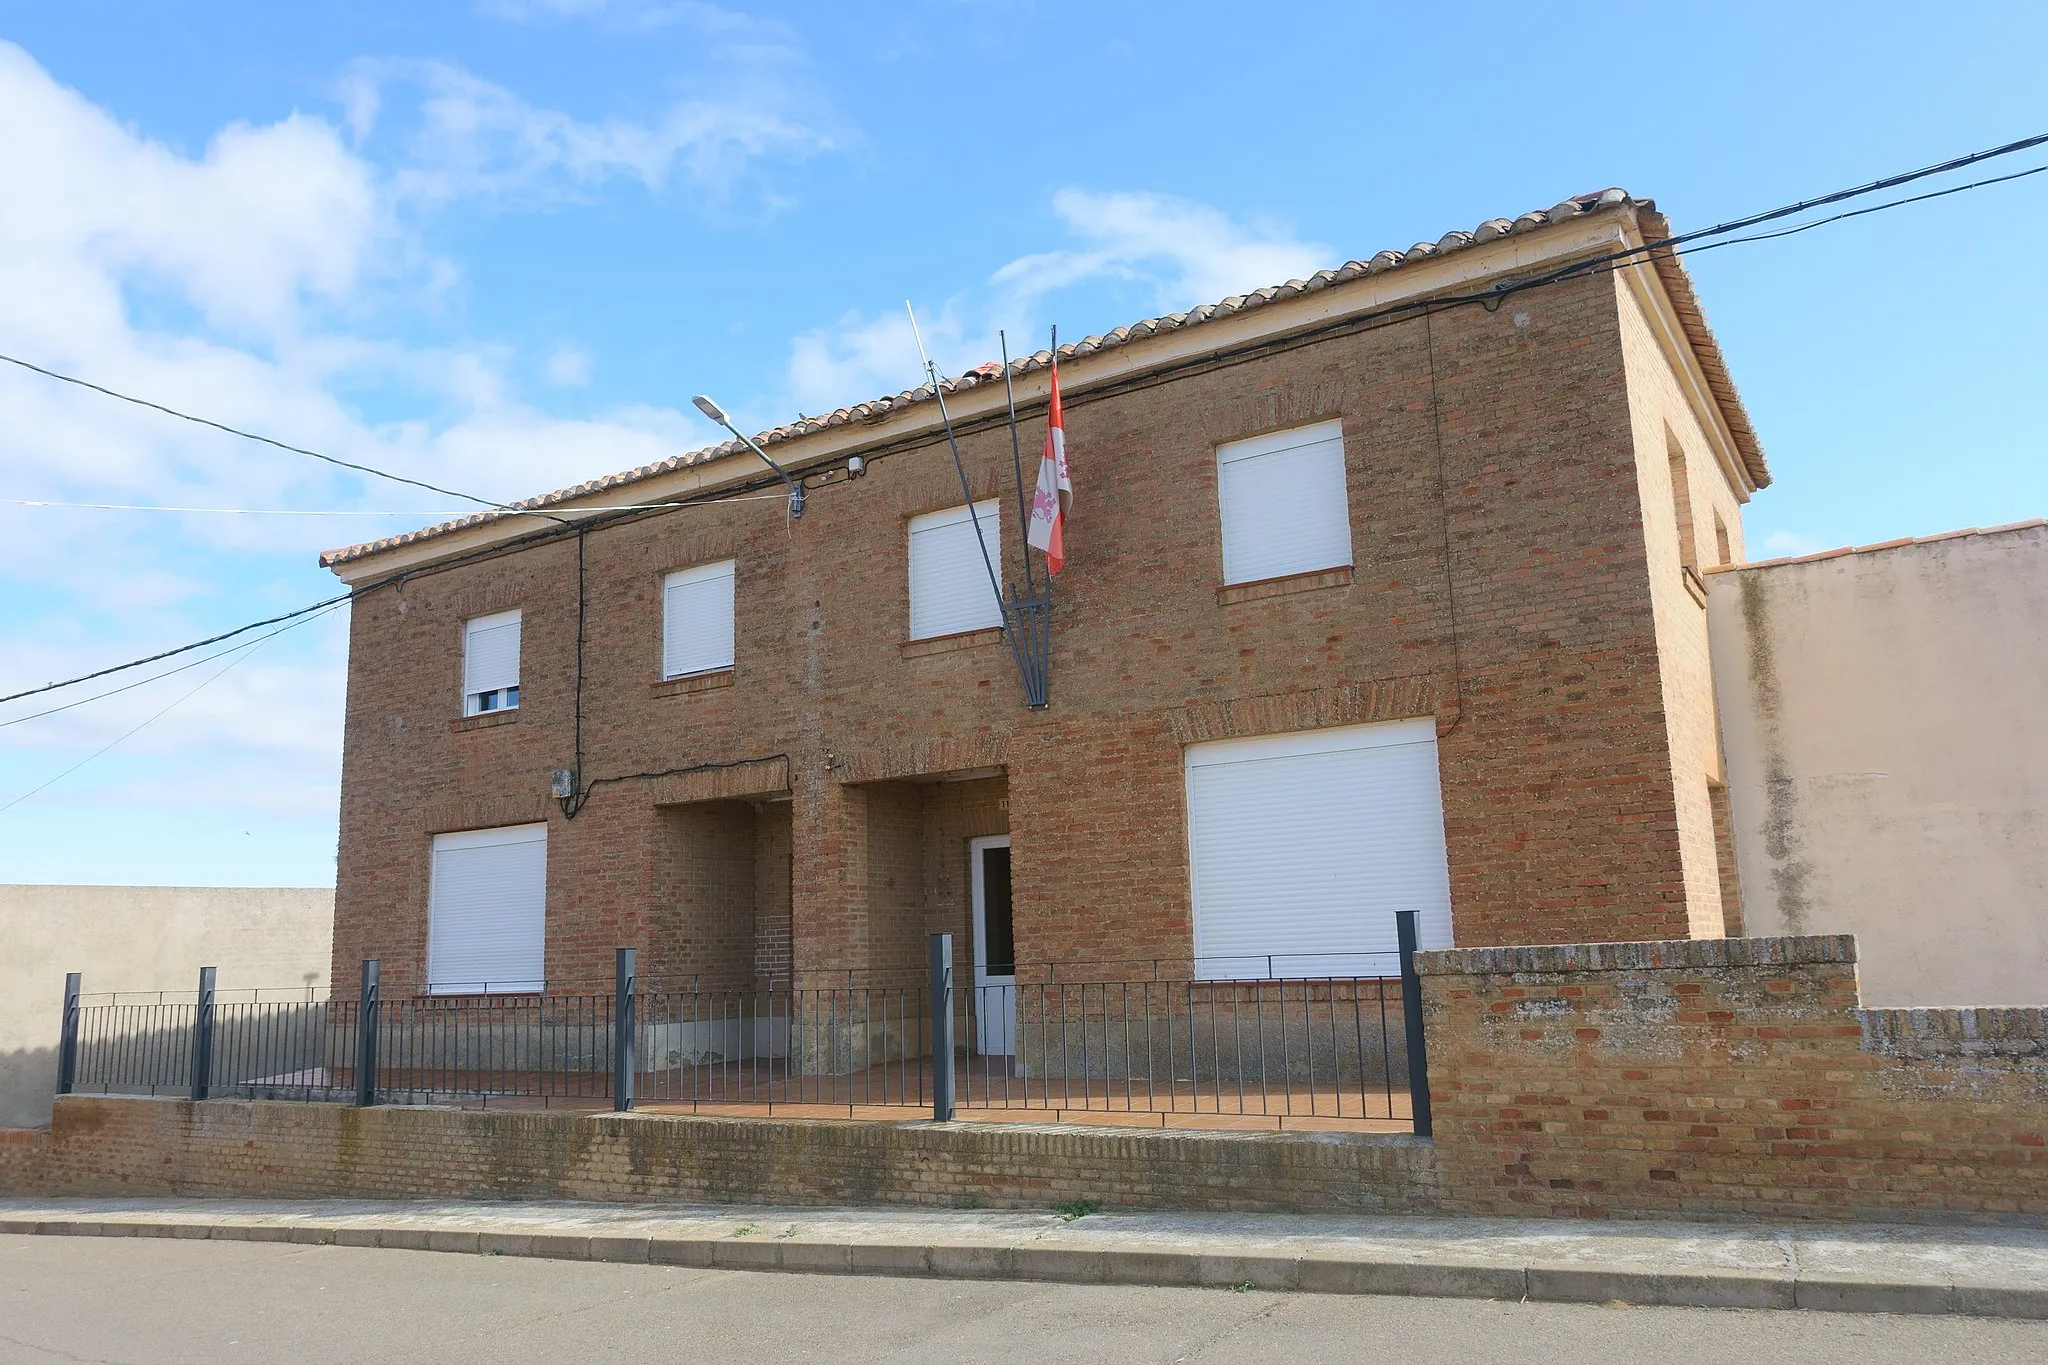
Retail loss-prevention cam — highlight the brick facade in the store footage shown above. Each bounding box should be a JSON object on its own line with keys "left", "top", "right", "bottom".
{"left": 326, "top": 203, "right": 1764, "bottom": 995}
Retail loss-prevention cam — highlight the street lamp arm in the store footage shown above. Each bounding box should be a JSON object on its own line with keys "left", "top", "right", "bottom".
{"left": 692, "top": 394, "right": 805, "bottom": 520}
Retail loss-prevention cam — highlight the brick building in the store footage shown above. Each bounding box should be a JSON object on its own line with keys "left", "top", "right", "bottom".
{"left": 320, "top": 188, "right": 1768, "bottom": 1013}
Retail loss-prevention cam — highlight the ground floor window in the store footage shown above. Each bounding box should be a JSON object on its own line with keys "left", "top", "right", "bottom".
{"left": 427, "top": 823, "right": 548, "bottom": 993}
{"left": 1183, "top": 718, "right": 1453, "bottom": 980}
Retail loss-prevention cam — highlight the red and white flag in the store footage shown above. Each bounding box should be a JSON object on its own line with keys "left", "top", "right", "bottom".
{"left": 1026, "top": 358, "right": 1072, "bottom": 572}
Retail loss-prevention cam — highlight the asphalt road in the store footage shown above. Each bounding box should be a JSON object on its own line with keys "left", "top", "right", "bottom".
{"left": 4, "top": 1236, "right": 2047, "bottom": 1364}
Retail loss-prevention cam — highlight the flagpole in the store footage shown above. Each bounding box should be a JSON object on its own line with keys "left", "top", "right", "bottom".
{"left": 1043, "top": 324, "right": 1058, "bottom": 610}
{"left": 905, "top": 300, "right": 1018, "bottom": 659}
{"left": 999, "top": 330, "right": 1036, "bottom": 596}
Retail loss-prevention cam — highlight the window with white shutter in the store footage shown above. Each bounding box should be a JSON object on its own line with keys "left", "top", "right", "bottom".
{"left": 662, "top": 560, "right": 736, "bottom": 679}
{"left": 462, "top": 610, "right": 521, "bottom": 716}
{"left": 908, "top": 500, "right": 1002, "bottom": 640}
{"left": 1215, "top": 419, "right": 1353, "bottom": 585}
{"left": 1184, "top": 719, "right": 1453, "bottom": 980}
{"left": 427, "top": 823, "right": 547, "bottom": 994}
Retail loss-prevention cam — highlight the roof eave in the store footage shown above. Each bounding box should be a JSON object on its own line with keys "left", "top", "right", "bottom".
{"left": 1635, "top": 208, "right": 1771, "bottom": 491}
{"left": 323, "top": 190, "right": 1728, "bottom": 579}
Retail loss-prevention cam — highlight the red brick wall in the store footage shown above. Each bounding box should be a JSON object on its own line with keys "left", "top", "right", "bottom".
{"left": 332, "top": 268, "right": 1706, "bottom": 994}
{"left": 753, "top": 803, "right": 793, "bottom": 981}
{"left": 5, "top": 1096, "right": 1440, "bottom": 1215}
{"left": 1419, "top": 935, "right": 2048, "bottom": 1222}
{"left": 652, "top": 800, "right": 763, "bottom": 989}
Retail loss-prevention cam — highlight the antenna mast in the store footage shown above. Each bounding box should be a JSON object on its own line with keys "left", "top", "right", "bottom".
{"left": 904, "top": 303, "right": 1052, "bottom": 708}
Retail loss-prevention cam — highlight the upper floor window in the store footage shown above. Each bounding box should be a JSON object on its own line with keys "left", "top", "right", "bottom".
{"left": 1216, "top": 419, "right": 1353, "bottom": 585}
{"left": 663, "top": 559, "right": 737, "bottom": 679}
{"left": 462, "top": 609, "right": 521, "bottom": 716}
{"left": 908, "top": 500, "right": 1002, "bottom": 640}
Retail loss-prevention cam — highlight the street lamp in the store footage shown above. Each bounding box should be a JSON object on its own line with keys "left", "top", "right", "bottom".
{"left": 692, "top": 394, "right": 805, "bottom": 521}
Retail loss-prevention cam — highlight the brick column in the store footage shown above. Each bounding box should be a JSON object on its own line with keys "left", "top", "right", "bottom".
{"left": 791, "top": 775, "right": 867, "bottom": 982}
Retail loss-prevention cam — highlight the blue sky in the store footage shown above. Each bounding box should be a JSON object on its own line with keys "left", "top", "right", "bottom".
{"left": 1, "top": 1, "right": 2044, "bottom": 887}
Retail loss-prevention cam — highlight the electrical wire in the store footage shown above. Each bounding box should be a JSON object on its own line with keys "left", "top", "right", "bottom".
{"left": 0, "top": 595, "right": 349, "bottom": 706}
{"left": 8, "top": 130, "right": 2046, "bottom": 721}
{"left": 1654, "top": 161, "right": 2048, "bottom": 259}
{"left": 1633, "top": 132, "right": 2048, "bottom": 254}
{"left": 0, "top": 604, "right": 345, "bottom": 728}
{"left": 0, "top": 351, "right": 565, "bottom": 524}
{"left": 0, "top": 628, "right": 283, "bottom": 816}
{"left": 0, "top": 493, "right": 792, "bottom": 516}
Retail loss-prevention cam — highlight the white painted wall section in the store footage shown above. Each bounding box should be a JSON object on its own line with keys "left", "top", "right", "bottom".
{"left": 1708, "top": 523, "right": 2048, "bottom": 1006}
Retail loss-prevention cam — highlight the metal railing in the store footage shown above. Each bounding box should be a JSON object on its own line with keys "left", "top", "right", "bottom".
{"left": 54, "top": 913, "right": 1434, "bottom": 1134}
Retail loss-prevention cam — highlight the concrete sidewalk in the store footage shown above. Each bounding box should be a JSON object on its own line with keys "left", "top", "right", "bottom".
{"left": 5, "top": 1196, "right": 2046, "bottom": 1320}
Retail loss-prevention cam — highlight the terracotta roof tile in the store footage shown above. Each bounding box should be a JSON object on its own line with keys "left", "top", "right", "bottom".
{"left": 322, "top": 188, "right": 1768, "bottom": 570}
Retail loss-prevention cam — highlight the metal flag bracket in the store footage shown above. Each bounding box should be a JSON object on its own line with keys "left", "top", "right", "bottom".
{"left": 907, "top": 305, "right": 1053, "bottom": 709}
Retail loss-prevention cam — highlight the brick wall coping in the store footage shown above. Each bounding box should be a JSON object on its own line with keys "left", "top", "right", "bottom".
{"left": 1859, "top": 1007, "right": 2048, "bottom": 1057}
{"left": 1411, "top": 934, "right": 1857, "bottom": 977}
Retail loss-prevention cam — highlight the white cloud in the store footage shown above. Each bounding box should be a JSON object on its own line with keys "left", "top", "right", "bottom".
{"left": 783, "top": 189, "right": 1330, "bottom": 418}
{"left": 0, "top": 43, "right": 380, "bottom": 340}
{"left": 340, "top": 56, "right": 826, "bottom": 205}
{"left": 787, "top": 307, "right": 933, "bottom": 417}
{"left": 544, "top": 344, "right": 595, "bottom": 387}
{"left": 994, "top": 189, "right": 1329, "bottom": 315}
{"left": 0, "top": 42, "right": 740, "bottom": 847}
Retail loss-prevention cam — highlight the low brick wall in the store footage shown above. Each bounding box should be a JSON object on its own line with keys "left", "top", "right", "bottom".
{"left": 8, "top": 936, "right": 2042, "bottom": 1224}
{"left": 0, "top": 1097, "right": 1440, "bottom": 1215}
{"left": 1416, "top": 936, "right": 2048, "bottom": 1223}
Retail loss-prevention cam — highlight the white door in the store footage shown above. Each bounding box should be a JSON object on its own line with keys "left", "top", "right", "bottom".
{"left": 969, "top": 835, "right": 1017, "bottom": 1055}
{"left": 1184, "top": 718, "right": 1454, "bottom": 980}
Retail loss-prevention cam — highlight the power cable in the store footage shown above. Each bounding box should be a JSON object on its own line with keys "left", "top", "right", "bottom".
{"left": 0, "top": 604, "right": 345, "bottom": 728}
{"left": 1653, "top": 160, "right": 2048, "bottom": 259}
{"left": 1634, "top": 132, "right": 2048, "bottom": 254}
{"left": 0, "top": 494, "right": 790, "bottom": 516}
{"left": 0, "top": 594, "right": 349, "bottom": 706}
{"left": 0, "top": 351, "right": 566, "bottom": 523}
{"left": 0, "top": 628, "right": 284, "bottom": 816}
{"left": 7, "top": 130, "right": 2045, "bottom": 720}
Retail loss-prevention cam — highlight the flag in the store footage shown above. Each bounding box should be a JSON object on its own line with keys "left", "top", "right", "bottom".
{"left": 1026, "top": 358, "right": 1071, "bottom": 572}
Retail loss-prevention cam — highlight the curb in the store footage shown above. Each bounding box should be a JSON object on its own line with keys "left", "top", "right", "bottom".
{"left": 4, "top": 1217, "right": 2044, "bottom": 1320}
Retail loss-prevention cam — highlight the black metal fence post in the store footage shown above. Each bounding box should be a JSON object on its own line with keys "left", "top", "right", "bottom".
{"left": 614, "top": 948, "right": 636, "bottom": 1113}
{"left": 929, "top": 933, "right": 955, "bottom": 1122}
{"left": 190, "top": 966, "right": 217, "bottom": 1102}
{"left": 1396, "top": 911, "right": 1433, "bottom": 1137}
{"left": 355, "top": 959, "right": 380, "bottom": 1108}
{"left": 57, "top": 972, "right": 81, "bottom": 1096}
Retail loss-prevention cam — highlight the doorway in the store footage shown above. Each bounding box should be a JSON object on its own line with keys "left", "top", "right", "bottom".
{"left": 969, "top": 835, "right": 1016, "bottom": 1055}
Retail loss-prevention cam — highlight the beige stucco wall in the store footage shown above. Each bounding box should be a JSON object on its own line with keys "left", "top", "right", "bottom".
{"left": 0, "top": 885, "right": 333, "bottom": 1127}
{"left": 1615, "top": 274, "right": 1752, "bottom": 940}
{"left": 1706, "top": 524, "right": 2048, "bottom": 1006}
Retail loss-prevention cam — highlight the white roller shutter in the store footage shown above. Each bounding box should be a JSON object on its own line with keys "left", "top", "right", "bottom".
{"left": 462, "top": 610, "right": 521, "bottom": 713}
{"left": 663, "top": 559, "right": 736, "bottom": 678}
{"left": 1185, "top": 718, "right": 1452, "bottom": 979}
{"left": 1216, "top": 419, "right": 1353, "bottom": 585}
{"left": 908, "top": 500, "right": 1003, "bottom": 640}
{"left": 427, "top": 824, "right": 547, "bottom": 993}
